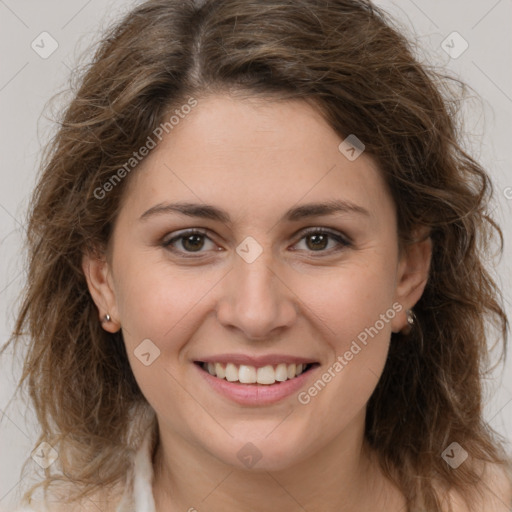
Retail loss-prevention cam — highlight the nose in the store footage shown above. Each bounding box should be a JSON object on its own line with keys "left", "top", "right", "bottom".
{"left": 215, "top": 249, "right": 298, "bottom": 340}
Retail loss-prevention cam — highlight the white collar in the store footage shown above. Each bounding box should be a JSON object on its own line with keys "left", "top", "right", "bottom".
{"left": 116, "top": 418, "right": 157, "bottom": 512}
{"left": 12, "top": 408, "right": 159, "bottom": 512}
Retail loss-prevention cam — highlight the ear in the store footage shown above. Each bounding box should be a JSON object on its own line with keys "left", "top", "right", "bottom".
{"left": 82, "top": 252, "right": 121, "bottom": 333}
{"left": 391, "top": 226, "right": 432, "bottom": 333}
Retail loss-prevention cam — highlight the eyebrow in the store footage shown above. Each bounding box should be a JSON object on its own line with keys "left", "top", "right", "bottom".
{"left": 139, "top": 199, "right": 370, "bottom": 224}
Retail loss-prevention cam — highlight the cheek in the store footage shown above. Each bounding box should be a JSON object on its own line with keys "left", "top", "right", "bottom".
{"left": 114, "top": 260, "right": 219, "bottom": 414}
{"left": 298, "top": 253, "right": 398, "bottom": 346}
{"left": 114, "top": 253, "right": 221, "bottom": 347}
{"left": 292, "top": 256, "right": 397, "bottom": 412}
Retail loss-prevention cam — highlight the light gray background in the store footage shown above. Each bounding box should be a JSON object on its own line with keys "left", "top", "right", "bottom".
{"left": 1, "top": 1, "right": 511, "bottom": 509}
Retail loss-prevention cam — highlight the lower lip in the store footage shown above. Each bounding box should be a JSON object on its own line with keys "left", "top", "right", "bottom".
{"left": 193, "top": 363, "right": 319, "bottom": 406}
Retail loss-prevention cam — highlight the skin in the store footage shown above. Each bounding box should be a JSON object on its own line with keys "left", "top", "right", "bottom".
{"left": 83, "top": 93, "right": 432, "bottom": 511}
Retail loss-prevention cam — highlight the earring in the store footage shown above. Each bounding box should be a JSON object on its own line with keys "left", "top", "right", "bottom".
{"left": 102, "top": 313, "right": 111, "bottom": 323}
{"left": 398, "top": 309, "right": 415, "bottom": 334}
{"left": 400, "top": 309, "right": 416, "bottom": 334}
{"left": 407, "top": 309, "right": 415, "bottom": 327}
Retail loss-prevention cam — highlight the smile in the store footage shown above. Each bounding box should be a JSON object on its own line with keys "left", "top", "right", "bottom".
{"left": 196, "top": 361, "right": 317, "bottom": 385}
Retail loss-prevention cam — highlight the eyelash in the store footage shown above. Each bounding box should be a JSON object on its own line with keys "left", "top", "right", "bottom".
{"left": 162, "top": 227, "right": 352, "bottom": 258}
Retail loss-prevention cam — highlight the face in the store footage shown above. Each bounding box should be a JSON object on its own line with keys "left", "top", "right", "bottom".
{"left": 84, "top": 93, "right": 430, "bottom": 471}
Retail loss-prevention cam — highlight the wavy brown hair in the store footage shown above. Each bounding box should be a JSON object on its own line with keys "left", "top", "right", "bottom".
{"left": 2, "top": 0, "right": 510, "bottom": 510}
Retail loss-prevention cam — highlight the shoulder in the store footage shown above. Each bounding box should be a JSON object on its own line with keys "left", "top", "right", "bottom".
{"left": 6, "top": 507, "right": 39, "bottom": 512}
{"left": 7, "top": 482, "right": 128, "bottom": 512}
{"left": 441, "top": 461, "right": 512, "bottom": 512}
{"left": 6, "top": 501, "right": 108, "bottom": 512}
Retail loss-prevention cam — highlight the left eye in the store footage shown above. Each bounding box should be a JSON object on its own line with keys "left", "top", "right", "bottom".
{"left": 162, "top": 228, "right": 350, "bottom": 256}
{"left": 292, "top": 228, "right": 351, "bottom": 253}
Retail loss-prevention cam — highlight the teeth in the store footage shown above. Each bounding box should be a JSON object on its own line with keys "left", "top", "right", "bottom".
{"left": 275, "top": 363, "right": 288, "bottom": 382}
{"left": 239, "top": 365, "right": 257, "bottom": 384}
{"left": 256, "top": 365, "right": 275, "bottom": 385}
{"left": 201, "top": 361, "right": 310, "bottom": 384}
{"left": 215, "top": 362, "right": 225, "bottom": 379}
{"left": 225, "top": 363, "right": 238, "bottom": 382}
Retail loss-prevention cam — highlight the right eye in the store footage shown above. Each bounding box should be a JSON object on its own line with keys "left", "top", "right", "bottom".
{"left": 162, "top": 229, "right": 220, "bottom": 256}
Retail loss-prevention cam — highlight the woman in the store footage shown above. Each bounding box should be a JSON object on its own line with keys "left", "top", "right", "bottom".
{"left": 2, "top": 0, "right": 511, "bottom": 510}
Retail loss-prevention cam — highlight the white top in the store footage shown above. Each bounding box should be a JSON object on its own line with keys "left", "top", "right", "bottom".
{"left": 9, "top": 423, "right": 157, "bottom": 512}
{"left": 117, "top": 423, "right": 157, "bottom": 512}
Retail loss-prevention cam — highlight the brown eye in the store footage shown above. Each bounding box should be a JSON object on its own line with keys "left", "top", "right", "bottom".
{"left": 163, "top": 229, "right": 217, "bottom": 255}
{"left": 181, "top": 233, "right": 205, "bottom": 252}
{"left": 293, "top": 228, "right": 351, "bottom": 253}
{"left": 305, "top": 233, "right": 329, "bottom": 251}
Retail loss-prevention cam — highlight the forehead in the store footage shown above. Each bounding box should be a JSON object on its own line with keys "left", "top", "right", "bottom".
{"left": 119, "top": 94, "right": 394, "bottom": 226}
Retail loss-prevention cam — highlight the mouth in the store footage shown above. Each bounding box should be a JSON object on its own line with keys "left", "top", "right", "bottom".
{"left": 194, "top": 361, "right": 319, "bottom": 385}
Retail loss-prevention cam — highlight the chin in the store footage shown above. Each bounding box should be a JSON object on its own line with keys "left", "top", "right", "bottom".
{"left": 208, "top": 432, "right": 314, "bottom": 472}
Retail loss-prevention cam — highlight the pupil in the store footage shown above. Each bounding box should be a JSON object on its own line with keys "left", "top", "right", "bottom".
{"left": 183, "top": 234, "right": 204, "bottom": 251}
{"left": 308, "top": 234, "right": 327, "bottom": 250}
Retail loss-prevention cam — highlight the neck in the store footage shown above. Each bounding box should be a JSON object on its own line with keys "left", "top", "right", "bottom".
{"left": 151, "top": 409, "right": 405, "bottom": 511}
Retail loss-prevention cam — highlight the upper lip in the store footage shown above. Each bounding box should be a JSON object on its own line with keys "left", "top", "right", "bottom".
{"left": 194, "top": 353, "right": 319, "bottom": 368}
